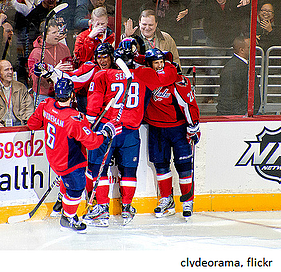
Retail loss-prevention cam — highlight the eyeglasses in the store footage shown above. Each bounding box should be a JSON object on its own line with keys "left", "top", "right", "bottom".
{"left": 260, "top": 9, "right": 274, "bottom": 14}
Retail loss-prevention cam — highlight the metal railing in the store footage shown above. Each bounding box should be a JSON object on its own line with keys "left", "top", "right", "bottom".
{"left": 177, "top": 46, "right": 265, "bottom": 116}
{"left": 262, "top": 46, "right": 281, "bottom": 114}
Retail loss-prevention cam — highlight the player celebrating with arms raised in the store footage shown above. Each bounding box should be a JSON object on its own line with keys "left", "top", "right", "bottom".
{"left": 144, "top": 48, "right": 200, "bottom": 220}
{"left": 83, "top": 42, "right": 178, "bottom": 226}
{"left": 27, "top": 78, "right": 122, "bottom": 233}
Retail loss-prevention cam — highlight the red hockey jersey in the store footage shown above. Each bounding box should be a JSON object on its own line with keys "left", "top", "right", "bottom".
{"left": 27, "top": 98, "right": 104, "bottom": 176}
{"left": 86, "top": 62, "right": 178, "bottom": 130}
{"left": 144, "top": 74, "right": 200, "bottom": 128}
{"left": 52, "top": 61, "right": 100, "bottom": 95}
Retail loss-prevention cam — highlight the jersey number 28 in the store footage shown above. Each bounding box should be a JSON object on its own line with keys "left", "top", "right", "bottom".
{"left": 111, "top": 82, "right": 139, "bottom": 109}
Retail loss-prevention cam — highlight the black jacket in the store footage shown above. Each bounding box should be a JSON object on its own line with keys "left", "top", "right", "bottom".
{"left": 188, "top": 0, "right": 250, "bottom": 46}
{"left": 217, "top": 54, "right": 260, "bottom": 115}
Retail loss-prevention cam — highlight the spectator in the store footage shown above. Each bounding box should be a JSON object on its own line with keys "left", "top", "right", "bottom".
{"left": 0, "top": 60, "right": 33, "bottom": 127}
{"left": 28, "top": 18, "right": 72, "bottom": 105}
{"left": 0, "top": 13, "right": 7, "bottom": 29}
{"left": 268, "top": 0, "right": 281, "bottom": 23}
{"left": 10, "top": 0, "right": 42, "bottom": 16}
{"left": 177, "top": 0, "right": 251, "bottom": 103}
{"left": 256, "top": 2, "right": 281, "bottom": 52}
{"left": 0, "top": 13, "right": 17, "bottom": 70}
{"left": 74, "top": 0, "right": 115, "bottom": 32}
{"left": 1, "top": 22, "right": 17, "bottom": 65}
{"left": 26, "top": 0, "right": 57, "bottom": 50}
{"left": 217, "top": 36, "right": 261, "bottom": 116}
{"left": 59, "top": 0, "right": 78, "bottom": 52}
{"left": 73, "top": 6, "right": 115, "bottom": 68}
{"left": 11, "top": 0, "right": 55, "bottom": 86}
{"left": 140, "top": 0, "right": 191, "bottom": 45}
{"left": 11, "top": 1, "right": 42, "bottom": 87}
{"left": 123, "top": 9, "right": 181, "bottom": 67}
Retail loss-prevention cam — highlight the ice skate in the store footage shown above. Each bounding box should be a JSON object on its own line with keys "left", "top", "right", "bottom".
{"left": 154, "top": 195, "right": 175, "bottom": 218}
{"left": 50, "top": 193, "right": 63, "bottom": 217}
{"left": 122, "top": 203, "right": 136, "bottom": 226}
{"left": 82, "top": 203, "right": 109, "bottom": 227}
{"left": 183, "top": 200, "right": 193, "bottom": 220}
{"left": 60, "top": 214, "right": 87, "bottom": 233}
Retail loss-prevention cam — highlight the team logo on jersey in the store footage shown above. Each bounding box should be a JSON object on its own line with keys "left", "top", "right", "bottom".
{"left": 236, "top": 127, "right": 281, "bottom": 183}
{"left": 152, "top": 87, "right": 170, "bottom": 101}
{"left": 175, "top": 76, "right": 189, "bottom": 87}
{"left": 71, "top": 112, "right": 84, "bottom": 122}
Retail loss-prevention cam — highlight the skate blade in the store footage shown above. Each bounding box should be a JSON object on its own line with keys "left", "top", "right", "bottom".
{"left": 122, "top": 217, "right": 134, "bottom": 226}
{"left": 184, "top": 214, "right": 193, "bottom": 221}
{"left": 155, "top": 208, "right": 176, "bottom": 218}
{"left": 60, "top": 226, "right": 87, "bottom": 234}
{"left": 83, "top": 218, "right": 109, "bottom": 227}
{"left": 50, "top": 210, "right": 61, "bottom": 217}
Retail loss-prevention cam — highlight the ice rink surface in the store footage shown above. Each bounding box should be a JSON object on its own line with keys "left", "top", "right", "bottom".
{"left": 1, "top": 211, "right": 281, "bottom": 271}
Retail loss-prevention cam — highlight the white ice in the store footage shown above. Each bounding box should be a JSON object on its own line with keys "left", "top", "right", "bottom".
{"left": 1, "top": 211, "right": 281, "bottom": 271}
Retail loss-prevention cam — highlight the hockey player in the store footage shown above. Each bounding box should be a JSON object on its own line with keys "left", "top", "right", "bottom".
{"left": 27, "top": 78, "right": 122, "bottom": 233}
{"left": 144, "top": 48, "right": 200, "bottom": 220}
{"left": 34, "top": 42, "right": 115, "bottom": 114}
{"left": 83, "top": 45, "right": 178, "bottom": 226}
{"left": 33, "top": 43, "right": 115, "bottom": 216}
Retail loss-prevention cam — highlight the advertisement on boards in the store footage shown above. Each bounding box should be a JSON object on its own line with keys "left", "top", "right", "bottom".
{"left": 0, "top": 130, "right": 57, "bottom": 207}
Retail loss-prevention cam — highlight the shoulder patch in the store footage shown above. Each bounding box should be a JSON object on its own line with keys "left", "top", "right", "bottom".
{"left": 176, "top": 76, "right": 189, "bottom": 87}
{"left": 71, "top": 112, "right": 84, "bottom": 122}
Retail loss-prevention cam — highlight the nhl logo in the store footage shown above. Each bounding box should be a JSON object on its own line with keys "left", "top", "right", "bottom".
{"left": 236, "top": 127, "right": 281, "bottom": 183}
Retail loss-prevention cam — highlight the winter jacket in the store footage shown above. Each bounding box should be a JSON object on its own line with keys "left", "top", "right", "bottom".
{"left": 217, "top": 54, "right": 260, "bottom": 115}
{"left": 73, "top": 27, "right": 115, "bottom": 67}
{"left": 0, "top": 80, "right": 34, "bottom": 125}
{"left": 124, "top": 27, "right": 181, "bottom": 67}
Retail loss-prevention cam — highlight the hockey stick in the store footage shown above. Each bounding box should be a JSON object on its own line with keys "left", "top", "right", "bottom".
{"left": 180, "top": 142, "right": 195, "bottom": 202}
{"left": 8, "top": 176, "right": 61, "bottom": 224}
{"left": 87, "top": 58, "right": 132, "bottom": 207}
{"left": 2, "top": 37, "right": 11, "bottom": 60}
{"left": 91, "top": 97, "right": 116, "bottom": 131}
{"left": 180, "top": 66, "right": 196, "bottom": 203}
{"left": 31, "top": 4, "right": 69, "bottom": 143}
{"left": 34, "top": 3, "right": 68, "bottom": 109}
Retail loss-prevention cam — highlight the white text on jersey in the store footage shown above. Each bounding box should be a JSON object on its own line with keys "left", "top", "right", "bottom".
{"left": 152, "top": 87, "right": 171, "bottom": 101}
{"left": 115, "top": 72, "right": 134, "bottom": 81}
{"left": 43, "top": 110, "right": 64, "bottom": 127}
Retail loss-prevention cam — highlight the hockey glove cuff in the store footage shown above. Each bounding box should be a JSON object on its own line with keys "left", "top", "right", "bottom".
{"left": 186, "top": 122, "right": 201, "bottom": 145}
{"left": 34, "top": 62, "right": 54, "bottom": 78}
{"left": 100, "top": 120, "right": 122, "bottom": 140}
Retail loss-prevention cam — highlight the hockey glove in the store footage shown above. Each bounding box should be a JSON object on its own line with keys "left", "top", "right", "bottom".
{"left": 100, "top": 120, "right": 122, "bottom": 140}
{"left": 119, "top": 37, "right": 138, "bottom": 53}
{"left": 186, "top": 122, "right": 201, "bottom": 145}
{"left": 34, "top": 62, "right": 54, "bottom": 78}
{"left": 163, "top": 51, "right": 173, "bottom": 63}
